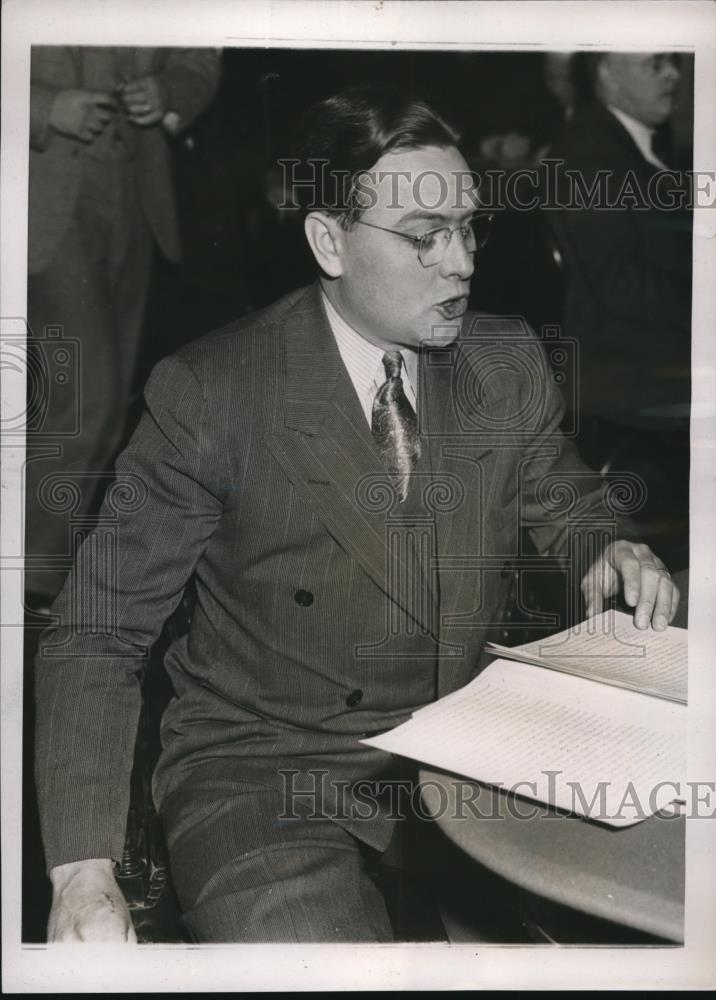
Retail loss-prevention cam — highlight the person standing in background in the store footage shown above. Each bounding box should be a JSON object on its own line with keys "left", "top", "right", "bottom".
{"left": 26, "top": 46, "right": 220, "bottom": 609}
{"left": 544, "top": 52, "right": 692, "bottom": 569}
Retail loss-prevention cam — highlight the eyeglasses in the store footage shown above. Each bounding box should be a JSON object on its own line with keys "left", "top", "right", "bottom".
{"left": 353, "top": 212, "right": 494, "bottom": 268}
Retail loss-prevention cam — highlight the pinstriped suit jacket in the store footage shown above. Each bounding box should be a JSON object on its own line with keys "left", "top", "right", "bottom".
{"left": 35, "top": 281, "right": 619, "bottom": 871}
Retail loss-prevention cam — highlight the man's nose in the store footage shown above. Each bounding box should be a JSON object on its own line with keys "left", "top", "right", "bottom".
{"left": 440, "top": 230, "right": 475, "bottom": 281}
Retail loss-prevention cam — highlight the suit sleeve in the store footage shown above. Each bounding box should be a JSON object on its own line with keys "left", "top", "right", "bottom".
{"left": 155, "top": 48, "right": 221, "bottom": 132}
{"left": 34, "top": 354, "right": 225, "bottom": 873}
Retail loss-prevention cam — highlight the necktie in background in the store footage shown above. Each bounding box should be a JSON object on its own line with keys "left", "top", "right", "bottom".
{"left": 372, "top": 351, "right": 420, "bottom": 503}
{"left": 650, "top": 125, "right": 672, "bottom": 168}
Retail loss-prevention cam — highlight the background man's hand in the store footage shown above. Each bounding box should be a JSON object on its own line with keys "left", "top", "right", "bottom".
{"left": 118, "top": 75, "right": 165, "bottom": 126}
{"left": 49, "top": 89, "right": 117, "bottom": 143}
{"left": 48, "top": 858, "right": 136, "bottom": 943}
{"left": 581, "top": 539, "right": 679, "bottom": 631}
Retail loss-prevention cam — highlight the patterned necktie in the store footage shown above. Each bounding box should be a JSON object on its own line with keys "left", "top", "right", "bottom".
{"left": 372, "top": 351, "right": 420, "bottom": 503}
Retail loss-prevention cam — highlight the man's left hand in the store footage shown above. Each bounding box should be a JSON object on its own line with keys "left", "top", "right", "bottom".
{"left": 118, "top": 75, "right": 165, "bottom": 126}
{"left": 581, "top": 540, "right": 679, "bottom": 631}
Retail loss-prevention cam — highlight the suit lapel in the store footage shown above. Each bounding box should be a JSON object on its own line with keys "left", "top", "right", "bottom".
{"left": 265, "top": 284, "right": 436, "bottom": 635}
{"left": 595, "top": 104, "right": 661, "bottom": 180}
{"left": 420, "top": 338, "right": 494, "bottom": 645}
{"left": 266, "top": 291, "right": 509, "bottom": 671}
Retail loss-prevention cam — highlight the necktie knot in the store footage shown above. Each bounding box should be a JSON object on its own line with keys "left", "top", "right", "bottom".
{"left": 382, "top": 351, "right": 403, "bottom": 381}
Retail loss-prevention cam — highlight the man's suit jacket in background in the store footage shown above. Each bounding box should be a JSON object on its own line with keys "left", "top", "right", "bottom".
{"left": 25, "top": 47, "right": 221, "bottom": 602}
{"left": 29, "top": 46, "right": 221, "bottom": 275}
{"left": 34, "top": 282, "right": 629, "bottom": 873}
{"left": 545, "top": 101, "right": 692, "bottom": 427}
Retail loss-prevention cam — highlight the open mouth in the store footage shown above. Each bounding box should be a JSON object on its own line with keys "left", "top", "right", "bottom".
{"left": 435, "top": 296, "right": 468, "bottom": 319}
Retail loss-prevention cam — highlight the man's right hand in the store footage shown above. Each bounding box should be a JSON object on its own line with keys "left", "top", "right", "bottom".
{"left": 48, "top": 89, "right": 117, "bottom": 143}
{"left": 48, "top": 858, "right": 136, "bottom": 942}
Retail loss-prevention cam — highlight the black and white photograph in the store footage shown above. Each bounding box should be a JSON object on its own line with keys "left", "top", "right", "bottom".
{"left": 2, "top": 0, "right": 715, "bottom": 991}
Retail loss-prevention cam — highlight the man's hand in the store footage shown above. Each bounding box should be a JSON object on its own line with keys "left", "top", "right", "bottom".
{"left": 48, "top": 858, "right": 136, "bottom": 943}
{"left": 582, "top": 540, "right": 680, "bottom": 631}
{"left": 117, "top": 75, "right": 165, "bottom": 126}
{"left": 49, "top": 89, "right": 117, "bottom": 143}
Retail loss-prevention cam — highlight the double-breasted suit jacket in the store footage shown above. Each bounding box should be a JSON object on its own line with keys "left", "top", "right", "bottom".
{"left": 35, "top": 282, "right": 620, "bottom": 870}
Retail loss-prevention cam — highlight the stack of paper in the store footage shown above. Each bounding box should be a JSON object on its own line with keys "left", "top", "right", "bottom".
{"left": 362, "top": 611, "right": 687, "bottom": 826}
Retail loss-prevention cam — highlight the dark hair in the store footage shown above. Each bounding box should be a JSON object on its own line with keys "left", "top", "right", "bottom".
{"left": 572, "top": 52, "right": 607, "bottom": 102}
{"left": 290, "top": 84, "right": 461, "bottom": 225}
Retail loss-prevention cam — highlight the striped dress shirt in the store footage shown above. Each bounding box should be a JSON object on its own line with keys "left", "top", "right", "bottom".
{"left": 321, "top": 290, "right": 418, "bottom": 423}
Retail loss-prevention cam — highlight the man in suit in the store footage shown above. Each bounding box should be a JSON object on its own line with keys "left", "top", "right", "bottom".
{"left": 26, "top": 46, "right": 220, "bottom": 606}
{"left": 544, "top": 52, "right": 692, "bottom": 563}
{"left": 35, "top": 85, "right": 680, "bottom": 943}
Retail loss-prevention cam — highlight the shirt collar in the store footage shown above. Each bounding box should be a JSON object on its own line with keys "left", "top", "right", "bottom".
{"left": 320, "top": 290, "right": 418, "bottom": 397}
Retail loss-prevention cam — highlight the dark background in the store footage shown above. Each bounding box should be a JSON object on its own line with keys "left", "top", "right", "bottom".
{"left": 137, "top": 46, "right": 693, "bottom": 382}
{"left": 136, "top": 47, "right": 600, "bottom": 374}
{"left": 139, "top": 50, "right": 561, "bottom": 366}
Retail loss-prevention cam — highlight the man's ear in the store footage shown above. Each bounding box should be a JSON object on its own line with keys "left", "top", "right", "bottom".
{"left": 304, "top": 212, "right": 345, "bottom": 278}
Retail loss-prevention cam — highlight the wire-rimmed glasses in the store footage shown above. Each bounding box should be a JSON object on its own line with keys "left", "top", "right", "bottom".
{"left": 353, "top": 212, "right": 494, "bottom": 267}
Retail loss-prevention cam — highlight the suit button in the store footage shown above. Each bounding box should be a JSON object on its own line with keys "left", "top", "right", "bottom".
{"left": 294, "top": 589, "right": 314, "bottom": 607}
{"left": 500, "top": 560, "right": 514, "bottom": 579}
{"left": 346, "top": 689, "right": 363, "bottom": 707}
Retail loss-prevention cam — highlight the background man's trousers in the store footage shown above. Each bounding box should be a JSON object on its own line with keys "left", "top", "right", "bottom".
{"left": 25, "top": 153, "right": 153, "bottom": 602}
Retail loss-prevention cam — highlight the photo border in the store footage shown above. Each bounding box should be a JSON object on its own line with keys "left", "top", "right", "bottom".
{"left": 2, "top": 0, "right": 715, "bottom": 991}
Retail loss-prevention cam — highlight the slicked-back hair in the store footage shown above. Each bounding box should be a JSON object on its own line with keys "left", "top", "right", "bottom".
{"left": 291, "top": 84, "right": 462, "bottom": 227}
